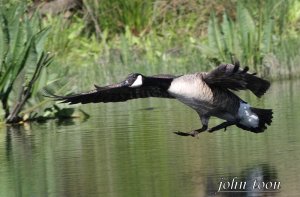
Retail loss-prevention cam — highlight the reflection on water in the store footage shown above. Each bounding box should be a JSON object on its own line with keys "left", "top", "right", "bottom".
{"left": 1, "top": 80, "right": 300, "bottom": 197}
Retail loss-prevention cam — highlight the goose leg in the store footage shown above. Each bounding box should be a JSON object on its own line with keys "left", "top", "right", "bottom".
{"left": 208, "top": 121, "right": 235, "bottom": 133}
{"left": 174, "top": 115, "right": 209, "bottom": 137}
{"left": 189, "top": 124, "right": 208, "bottom": 136}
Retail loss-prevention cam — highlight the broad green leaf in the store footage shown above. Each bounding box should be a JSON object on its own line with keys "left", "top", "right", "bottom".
{"left": 0, "top": 11, "right": 9, "bottom": 69}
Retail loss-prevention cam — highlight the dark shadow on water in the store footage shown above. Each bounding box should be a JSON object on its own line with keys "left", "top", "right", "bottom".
{"left": 5, "top": 127, "right": 12, "bottom": 161}
{"left": 5, "top": 117, "right": 87, "bottom": 161}
{"left": 138, "top": 107, "right": 156, "bottom": 111}
{"left": 206, "top": 164, "right": 280, "bottom": 197}
{"left": 5, "top": 125, "right": 36, "bottom": 162}
{"left": 55, "top": 118, "right": 77, "bottom": 126}
{"left": 5, "top": 125, "right": 25, "bottom": 161}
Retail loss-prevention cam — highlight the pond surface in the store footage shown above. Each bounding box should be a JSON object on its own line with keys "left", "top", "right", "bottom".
{"left": 0, "top": 80, "right": 300, "bottom": 197}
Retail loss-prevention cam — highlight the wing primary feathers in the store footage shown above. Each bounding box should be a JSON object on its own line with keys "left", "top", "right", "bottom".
{"left": 232, "top": 64, "right": 239, "bottom": 73}
{"left": 204, "top": 64, "right": 270, "bottom": 97}
{"left": 242, "top": 66, "right": 249, "bottom": 73}
{"left": 44, "top": 75, "right": 175, "bottom": 104}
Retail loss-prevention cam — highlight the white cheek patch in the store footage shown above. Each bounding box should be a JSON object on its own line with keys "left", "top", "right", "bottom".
{"left": 130, "top": 75, "right": 143, "bottom": 87}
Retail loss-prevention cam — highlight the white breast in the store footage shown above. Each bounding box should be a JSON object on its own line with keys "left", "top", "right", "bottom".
{"left": 167, "top": 74, "right": 213, "bottom": 111}
{"left": 168, "top": 74, "right": 209, "bottom": 97}
{"left": 168, "top": 78, "right": 200, "bottom": 98}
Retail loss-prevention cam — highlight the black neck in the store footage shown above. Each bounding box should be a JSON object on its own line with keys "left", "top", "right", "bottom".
{"left": 143, "top": 77, "right": 173, "bottom": 90}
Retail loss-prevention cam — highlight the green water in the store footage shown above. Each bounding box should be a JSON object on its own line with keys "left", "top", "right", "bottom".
{"left": 0, "top": 80, "right": 300, "bottom": 197}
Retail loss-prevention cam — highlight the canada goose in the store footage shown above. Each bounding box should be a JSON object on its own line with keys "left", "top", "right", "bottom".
{"left": 47, "top": 64, "right": 273, "bottom": 136}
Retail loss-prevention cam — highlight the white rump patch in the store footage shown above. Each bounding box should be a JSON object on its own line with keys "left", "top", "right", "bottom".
{"left": 238, "top": 102, "right": 259, "bottom": 128}
{"left": 130, "top": 75, "right": 143, "bottom": 87}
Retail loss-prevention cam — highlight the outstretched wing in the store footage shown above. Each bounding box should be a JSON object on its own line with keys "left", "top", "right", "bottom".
{"left": 45, "top": 75, "right": 176, "bottom": 104}
{"left": 203, "top": 64, "right": 270, "bottom": 97}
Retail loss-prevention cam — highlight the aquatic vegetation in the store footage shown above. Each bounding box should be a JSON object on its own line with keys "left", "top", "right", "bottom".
{"left": 0, "top": 3, "right": 83, "bottom": 123}
{"left": 45, "top": 0, "right": 300, "bottom": 87}
{"left": 202, "top": 0, "right": 300, "bottom": 78}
